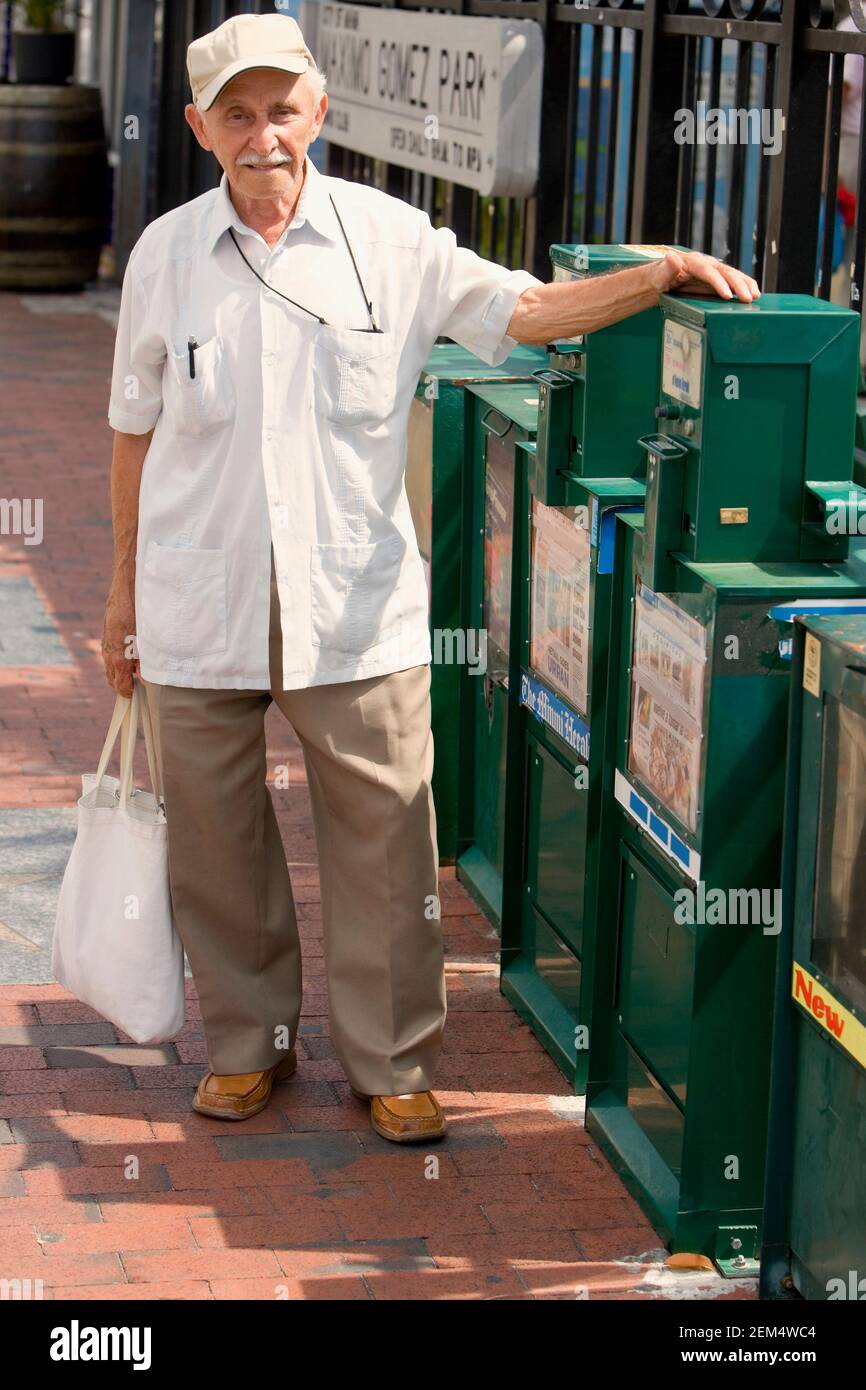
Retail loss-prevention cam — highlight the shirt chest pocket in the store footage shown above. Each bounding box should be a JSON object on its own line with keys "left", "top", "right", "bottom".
{"left": 312, "top": 326, "right": 399, "bottom": 428}
{"left": 164, "top": 335, "right": 235, "bottom": 438}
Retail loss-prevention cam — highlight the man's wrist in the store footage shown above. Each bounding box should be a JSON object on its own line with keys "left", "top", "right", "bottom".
{"left": 110, "top": 557, "right": 136, "bottom": 592}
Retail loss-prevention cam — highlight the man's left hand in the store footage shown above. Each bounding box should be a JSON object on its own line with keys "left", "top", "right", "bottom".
{"left": 649, "top": 249, "right": 760, "bottom": 303}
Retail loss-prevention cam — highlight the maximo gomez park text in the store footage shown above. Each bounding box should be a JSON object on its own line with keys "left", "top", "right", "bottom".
{"left": 1, "top": 0, "right": 865, "bottom": 1329}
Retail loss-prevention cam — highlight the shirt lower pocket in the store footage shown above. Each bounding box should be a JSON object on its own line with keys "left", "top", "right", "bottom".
{"left": 139, "top": 541, "right": 227, "bottom": 660}
{"left": 309, "top": 537, "right": 409, "bottom": 656}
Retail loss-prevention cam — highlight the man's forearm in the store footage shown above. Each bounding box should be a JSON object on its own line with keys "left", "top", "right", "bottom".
{"left": 506, "top": 261, "right": 663, "bottom": 345}
{"left": 110, "top": 428, "right": 153, "bottom": 591}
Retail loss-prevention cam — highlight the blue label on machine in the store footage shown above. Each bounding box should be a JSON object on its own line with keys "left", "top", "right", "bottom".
{"left": 614, "top": 770, "right": 701, "bottom": 883}
{"left": 520, "top": 671, "right": 591, "bottom": 761}
{"left": 769, "top": 598, "right": 866, "bottom": 659}
{"left": 597, "top": 505, "right": 644, "bottom": 575}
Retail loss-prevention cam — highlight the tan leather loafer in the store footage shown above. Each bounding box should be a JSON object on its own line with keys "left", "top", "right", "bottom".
{"left": 350, "top": 1087, "right": 447, "bottom": 1143}
{"left": 192, "top": 1049, "right": 297, "bottom": 1120}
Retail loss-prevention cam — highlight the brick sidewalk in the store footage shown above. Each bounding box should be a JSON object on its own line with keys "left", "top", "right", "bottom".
{"left": 0, "top": 290, "right": 755, "bottom": 1300}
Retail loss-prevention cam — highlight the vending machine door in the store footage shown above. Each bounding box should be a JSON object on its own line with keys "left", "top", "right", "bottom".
{"left": 810, "top": 690, "right": 866, "bottom": 1017}
{"left": 783, "top": 622, "right": 866, "bottom": 1298}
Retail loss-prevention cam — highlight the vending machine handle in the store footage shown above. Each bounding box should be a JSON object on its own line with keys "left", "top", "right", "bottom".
{"left": 480, "top": 408, "right": 513, "bottom": 440}
{"left": 636, "top": 433, "right": 689, "bottom": 592}
{"left": 530, "top": 367, "right": 575, "bottom": 387}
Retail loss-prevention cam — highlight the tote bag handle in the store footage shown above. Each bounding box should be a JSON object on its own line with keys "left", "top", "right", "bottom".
{"left": 94, "top": 682, "right": 163, "bottom": 809}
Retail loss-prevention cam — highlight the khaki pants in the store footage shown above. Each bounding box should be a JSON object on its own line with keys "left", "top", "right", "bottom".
{"left": 143, "top": 553, "right": 446, "bottom": 1094}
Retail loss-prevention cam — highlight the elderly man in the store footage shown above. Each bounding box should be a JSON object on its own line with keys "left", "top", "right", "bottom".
{"left": 102, "top": 12, "right": 759, "bottom": 1141}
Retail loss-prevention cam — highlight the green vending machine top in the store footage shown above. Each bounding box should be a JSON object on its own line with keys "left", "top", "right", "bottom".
{"left": 641, "top": 293, "right": 866, "bottom": 587}
{"left": 532, "top": 244, "right": 686, "bottom": 502}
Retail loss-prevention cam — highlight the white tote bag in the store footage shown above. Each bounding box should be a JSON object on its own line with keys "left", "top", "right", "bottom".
{"left": 52, "top": 680, "right": 185, "bottom": 1044}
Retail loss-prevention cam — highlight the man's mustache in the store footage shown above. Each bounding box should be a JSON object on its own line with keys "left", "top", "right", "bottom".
{"left": 236, "top": 153, "right": 293, "bottom": 168}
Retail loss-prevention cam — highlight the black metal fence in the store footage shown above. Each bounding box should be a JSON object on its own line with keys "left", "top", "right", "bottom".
{"left": 3, "top": 0, "right": 866, "bottom": 310}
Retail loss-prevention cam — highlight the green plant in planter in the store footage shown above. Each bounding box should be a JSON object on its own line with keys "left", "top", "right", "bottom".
{"left": 16, "top": 0, "right": 71, "bottom": 33}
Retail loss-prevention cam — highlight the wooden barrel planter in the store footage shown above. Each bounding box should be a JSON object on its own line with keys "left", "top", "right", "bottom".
{"left": 0, "top": 84, "right": 111, "bottom": 290}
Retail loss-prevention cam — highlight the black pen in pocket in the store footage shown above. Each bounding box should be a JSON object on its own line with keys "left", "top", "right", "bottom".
{"left": 188, "top": 336, "right": 198, "bottom": 380}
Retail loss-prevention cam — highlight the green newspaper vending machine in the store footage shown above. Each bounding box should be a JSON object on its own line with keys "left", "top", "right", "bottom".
{"left": 406, "top": 343, "right": 547, "bottom": 864}
{"left": 456, "top": 244, "right": 676, "bottom": 930}
{"left": 456, "top": 380, "right": 542, "bottom": 923}
{"left": 587, "top": 292, "right": 866, "bottom": 1263}
{"left": 498, "top": 243, "right": 679, "bottom": 1083}
{"left": 761, "top": 613, "right": 866, "bottom": 1300}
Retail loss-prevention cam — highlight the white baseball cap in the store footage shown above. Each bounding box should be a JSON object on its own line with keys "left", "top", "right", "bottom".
{"left": 187, "top": 12, "right": 315, "bottom": 112}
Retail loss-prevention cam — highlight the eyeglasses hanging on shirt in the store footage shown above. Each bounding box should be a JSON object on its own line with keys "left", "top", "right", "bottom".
{"left": 235, "top": 191, "right": 379, "bottom": 324}
{"left": 187, "top": 195, "right": 381, "bottom": 379}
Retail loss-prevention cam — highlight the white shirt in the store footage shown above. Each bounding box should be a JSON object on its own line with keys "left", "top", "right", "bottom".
{"left": 108, "top": 153, "right": 544, "bottom": 690}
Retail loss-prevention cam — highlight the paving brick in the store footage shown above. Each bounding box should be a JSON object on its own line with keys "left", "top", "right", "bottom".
{"left": 214, "top": 1130, "right": 364, "bottom": 1171}
{"left": 11, "top": 1115, "right": 156, "bottom": 1145}
{"left": 50, "top": 1280, "right": 212, "bottom": 1300}
{"left": 573, "top": 1227, "right": 665, "bottom": 1261}
{"left": 0, "top": 1068, "right": 133, "bottom": 1094}
{"left": 43, "top": 1045, "right": 178, "bottom": 1068}
{"left": 0, "top": 1047, "right": 47, "bottom": 1071}
{"left": 362, "top": 1266, "right": 526, "bottom": 1299}
{"left": 328, "top": 1188, "right": 492, "bottom": 1241}
{"left": 212, "top": 1274, "right": 369, "bottom": 1299}
{"left": 96, "top": 1189, "right": 257, "bottom": 1222}
{"left": 190, "top": 1201, "right": 342, "bottom": 1248}
{"left": 35, "top": 1216, "right": 197, "bottom": 1257}
{"left": 121, "top": 1248, "right": 283, "bottom": 1283}
{"left": 0, "top": 1024, "right": 117, "bottom": 1046}
{"left": 7, "top": 1253, "right": 126, "bottom": 1288}
{"left": 24, "top": 1165, "right": 171, "bottom": 1197}
{"left": 0, "top": 1141, "right": 79, "bottom": 1170}
{"left": 166, "top": 1157, "right": 316, "bottom": 1190}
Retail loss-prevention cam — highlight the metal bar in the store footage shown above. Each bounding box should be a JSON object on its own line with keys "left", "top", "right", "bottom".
{"left": 819, "top": 51, "right": 845, "bottom": 301}
{"left": 675, "top": 33, "right": 697, "bottom": 247}
{"left": 529, "top": 0, "right": 575, "bottom": 277}
{"left": 803, "top": 27, "right": 866, "bottom": 55}
{"left": 624, "top": 23, "right": 641, "bottom": 242}
{"left": 725, "top": 39, "right": 751, "bottom": 268}
{"left": 114, "top": 0, "right": 158, "bottom": 278}
{"left": 190, "top": 0, "right": 225, "bottom": 198}
{"left": 852, "top": 46, "right": 866, "bottom": 319}
{"left": 764, "top": 0, "right": 828, "bottom": 293}
{"left": 488, "top": 196, "right": 500, "bottom": 262}
{"left": 561, "top": 21, "right": 579, "bottom": 245}
{"left": 631, "top": 0, "right": 685, "bottom": 242}
{"left": 154, "top": 0, "right": 194, "bottom": 217}
{"left": 504, "top": 196, "right": 515, "bottom": 264}
{"left": 555, "top": 5, "right": 647, "bottom": 30}
{"left": 701, "top": 37, "right": 723, "bottom": 256}
{"left": 603, "top": 26, "right": 622, "bottom": 244}
{"left": 753, "top": 39, "right": 775, "bottom": 282}
{"left": 582, "top": 22, "right": 603, "bottom": 245}
{"left": 662, "top": 14, "right": 780, "bottom": 45}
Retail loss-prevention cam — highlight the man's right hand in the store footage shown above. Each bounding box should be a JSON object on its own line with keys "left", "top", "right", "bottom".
{"left": 102, "top": 580, "right": 138, "bottom": 696}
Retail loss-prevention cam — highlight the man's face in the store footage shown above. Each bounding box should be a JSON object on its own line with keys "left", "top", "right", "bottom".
{"left": 185, "top": 67, "right": 327, "bottom": 201}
